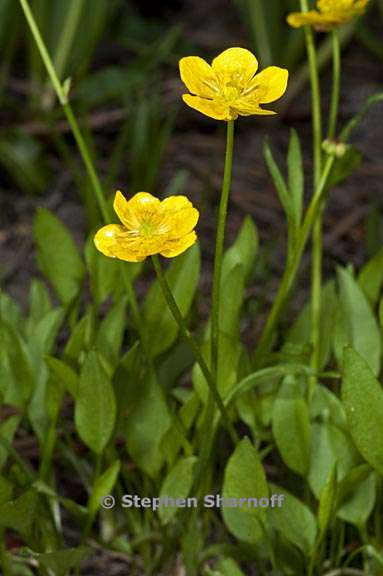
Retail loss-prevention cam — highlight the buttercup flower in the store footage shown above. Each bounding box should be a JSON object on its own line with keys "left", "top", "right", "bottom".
{"left": 94, "top": 191, "right": 199, "bottom": 262}
{"left": 287, "top": 0, "right": 369, "bottom": 31}
{"left": 179, "top": 47, "right": 288, "bottom": 121}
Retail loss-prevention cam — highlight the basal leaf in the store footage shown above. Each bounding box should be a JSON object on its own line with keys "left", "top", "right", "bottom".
{"left": 34, "top": 208, "right": 85, "bottom": 304}
{"left": 342, "top": 347, "right": 383, "bottom": 474}
{"left": 158, "top": 456, "right": 197, "bottom": 524}
{"left": 75, "top": 350, "right": 116, "bottom": 454}
{"left": 334, "top": 267, "right": 381, "bottom": 375}
{"left": 272, "top": 376, "right": 310, "bottom": 476}
{"left": 222, "top": 437, "right": 268, "bottom": 544}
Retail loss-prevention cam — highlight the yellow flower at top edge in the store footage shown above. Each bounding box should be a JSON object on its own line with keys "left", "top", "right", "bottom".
{"left": 94, "top": 191, "right": 199, "bottom": 262}
{"left": 287, "top": 0, "right": 369, "bottom": 31}
{"left": 179, "top": 47, "right": 289, "bottom": 121}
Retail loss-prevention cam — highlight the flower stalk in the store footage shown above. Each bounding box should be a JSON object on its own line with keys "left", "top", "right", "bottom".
{"left": 211, "top": 120, "right": 235, "bottom": 377}
{"left": 151, "top": 254, "right": 238, "bottom": 444}
{"left": 328, "top": 30, "right": 341, "bottom": 139}
{"left": 299, "top": 0, "right": 324, "bottom": 395}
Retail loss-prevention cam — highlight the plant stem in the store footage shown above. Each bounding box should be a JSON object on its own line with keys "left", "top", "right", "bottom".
{"left": 151, "top": 254, "right": 238, "bottom": 444}
{"left": 211, "top": 120, "right": 235, "bottom": 378}
{"left": 328, "top": 30, "right": 341, "bottom": 139}
{"left": 310, "top": 29, "right": 341, "bottom": 400}
{"left": 17, "top": 0, "right": 147, "bottom": 355}
{"left": 300, "top": 0, "right": 323, "bottom": 397}
{"left": 253, "top": 155, "right": 334, "bottom": 366}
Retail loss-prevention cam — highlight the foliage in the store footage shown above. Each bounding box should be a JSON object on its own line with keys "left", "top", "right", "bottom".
{"left": 0, "top": 1, "right": 383, "bottom": 575}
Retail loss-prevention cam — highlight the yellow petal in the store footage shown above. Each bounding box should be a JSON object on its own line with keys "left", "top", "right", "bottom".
{"left": 234, "top": 101, "right": 277, "bottom": 116}
{"left": 182, "top": 94, "right": 233, "bottom": 121}
{"left": 318, "top": 0, "right": 350, "bottom": 12}
{"left": 160, "top": 231, "right": 197, "bottom": 258}
{"left": 94, "top": 224, "right": 146, "bottom": 262}
{"left": 212, "top": 47, "right": 258, "bottom": 83}
{"left": 161, "top": 196, "right": 199, "bottom": 236}
{"left": 179, "top": 56, "right": 219, "bottom": 98}
{"left": 287, "top": 11, "right": 342, "bottom": 28}
{"left": 114, "top": 191, "right": 161, "bottom": 229}
{"left": 113, "top": 190, "right": 138, "bottom": 229}
{"left": 248, "top": 66, "right": 289, "bottom": 104}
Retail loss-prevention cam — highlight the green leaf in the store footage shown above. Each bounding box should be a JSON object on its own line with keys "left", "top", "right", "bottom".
{"left": 124, "top": 372, "right": 171, "bottom": 477}
{"left": 143, "top": 244, "right": 200, "bottom": 358}
{"left": 269, "top": 483, "right": 317, "bottom": 556}
{"left": 318, "top": 464, "right": 337, "bottom": 536}
{"left": 28, "top": 308, "right": 65, "bottom": 360}
{"left": 342, "top": 347, "right": 383, "bottom": 475}
{"left": 308, "top": 421, "right": 360, "bottom": 498}
{"left": 222, "top": 437, "right": 269, "bottom": 544}
{"left": 0, "top": 415, "right": 20, "bottom": 470}
{"left": 214, "top": 558, "right": 245, "bottom": 576}
{"left": 0, "top": 291, "right": 24, "bottom": 334}
{"left": 336, "top": 465, "right": 376, "bottom": 527}
{"left": 37, "top": 547, "right": 91, "bottom": 576}
{"left": 222, "top": 215, "right": 258, "bottom": 282}
{"left": 0, "top": 321, "right": 34, "bottom": 408}
{"left": 45, "top": 356, "right": 79, "bottom": 399}
{"left": 263, "top": 138, "right": 290, "bottom": 219}
{"left": 158, "top": 456, "right": 197, "bottom": 524}
{"left": 224, "top": 364, "right": 311, "bottom": 407}
{"left": 193, "top": 265, "right": 245, "bottom": 401}
{"left": 88, "top": 460, "right": 120, "bottom": 518}
{"left": 34, "top": 208, "right": 85, "bottom": 304}
{"left": 85, "top": 236, "right": 120, "bottom": 304}
{"left": 287, "top": 128, "right": 304, "bottom": 230}
{"left": 96, "top": 298, "right": 126, "bottom": 368}
{"left": 75, "top": 350, "right": 116, "bottom": 454}
{"left": 358, "top": 248, "right": 383, "bottom": 307}
{"left": 310, "top": 385, "right": 347, "bottom": 431}
{"left": 0, "top": 490, "right": 38, "bottom": 538}
{"left": 64, "top": 309, "right": 96, "bottom": 364}
{"left": 272, "top": 376, "right": 310, "bottom": 476}
{"left": 285, "top": 281, "right": 337, "bottom": 370}
{"left": 0, "top": 477, "right": 13, "bottom": 505}
{"left": 334, "top": 267, "right": 381, "bottom": 375}
{"left": 28, "top": 279, "right": 52, "bottom": 326}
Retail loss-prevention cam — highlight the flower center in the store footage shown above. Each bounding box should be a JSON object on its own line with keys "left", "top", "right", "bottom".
{"left": 218, "top": 70, "right": 248, "bottom": 102}
{"left": 139, "top": 219, "right": 157, "bottom": 236}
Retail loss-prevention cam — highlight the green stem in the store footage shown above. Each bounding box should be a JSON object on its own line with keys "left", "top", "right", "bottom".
{"left": 328, "top": 30, "right": 341, "bottom": 139}
{"left": 18, "top": 0, "right": 148, "bottom": 356}
{"left": 151, "top": 255, "right": 238, "bottom": 445}
{"left": 211, "top": 120, "right": 235, "bottom": 377}
{"left": 253, "top": 156, "right": 334, "bottom": 366}
{"left": 300, "top": 0, "right": 323, "bottom": 396}
{"left": 310, "top": 29, "right": 341, "bottom": 400}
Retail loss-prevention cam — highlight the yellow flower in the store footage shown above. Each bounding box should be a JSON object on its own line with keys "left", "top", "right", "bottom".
{"left": 179, "top": 47, "right": 288, "bottom": 121}
{"left": 94, "top": 191, "right": 199, "bottom": 262}
{"left": 287, "top": 0, "right": 368, "bottom": 31}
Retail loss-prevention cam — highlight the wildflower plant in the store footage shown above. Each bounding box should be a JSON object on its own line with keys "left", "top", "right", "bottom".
{"left": 0, "top": 1, "right": 383, "bottom": 576}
